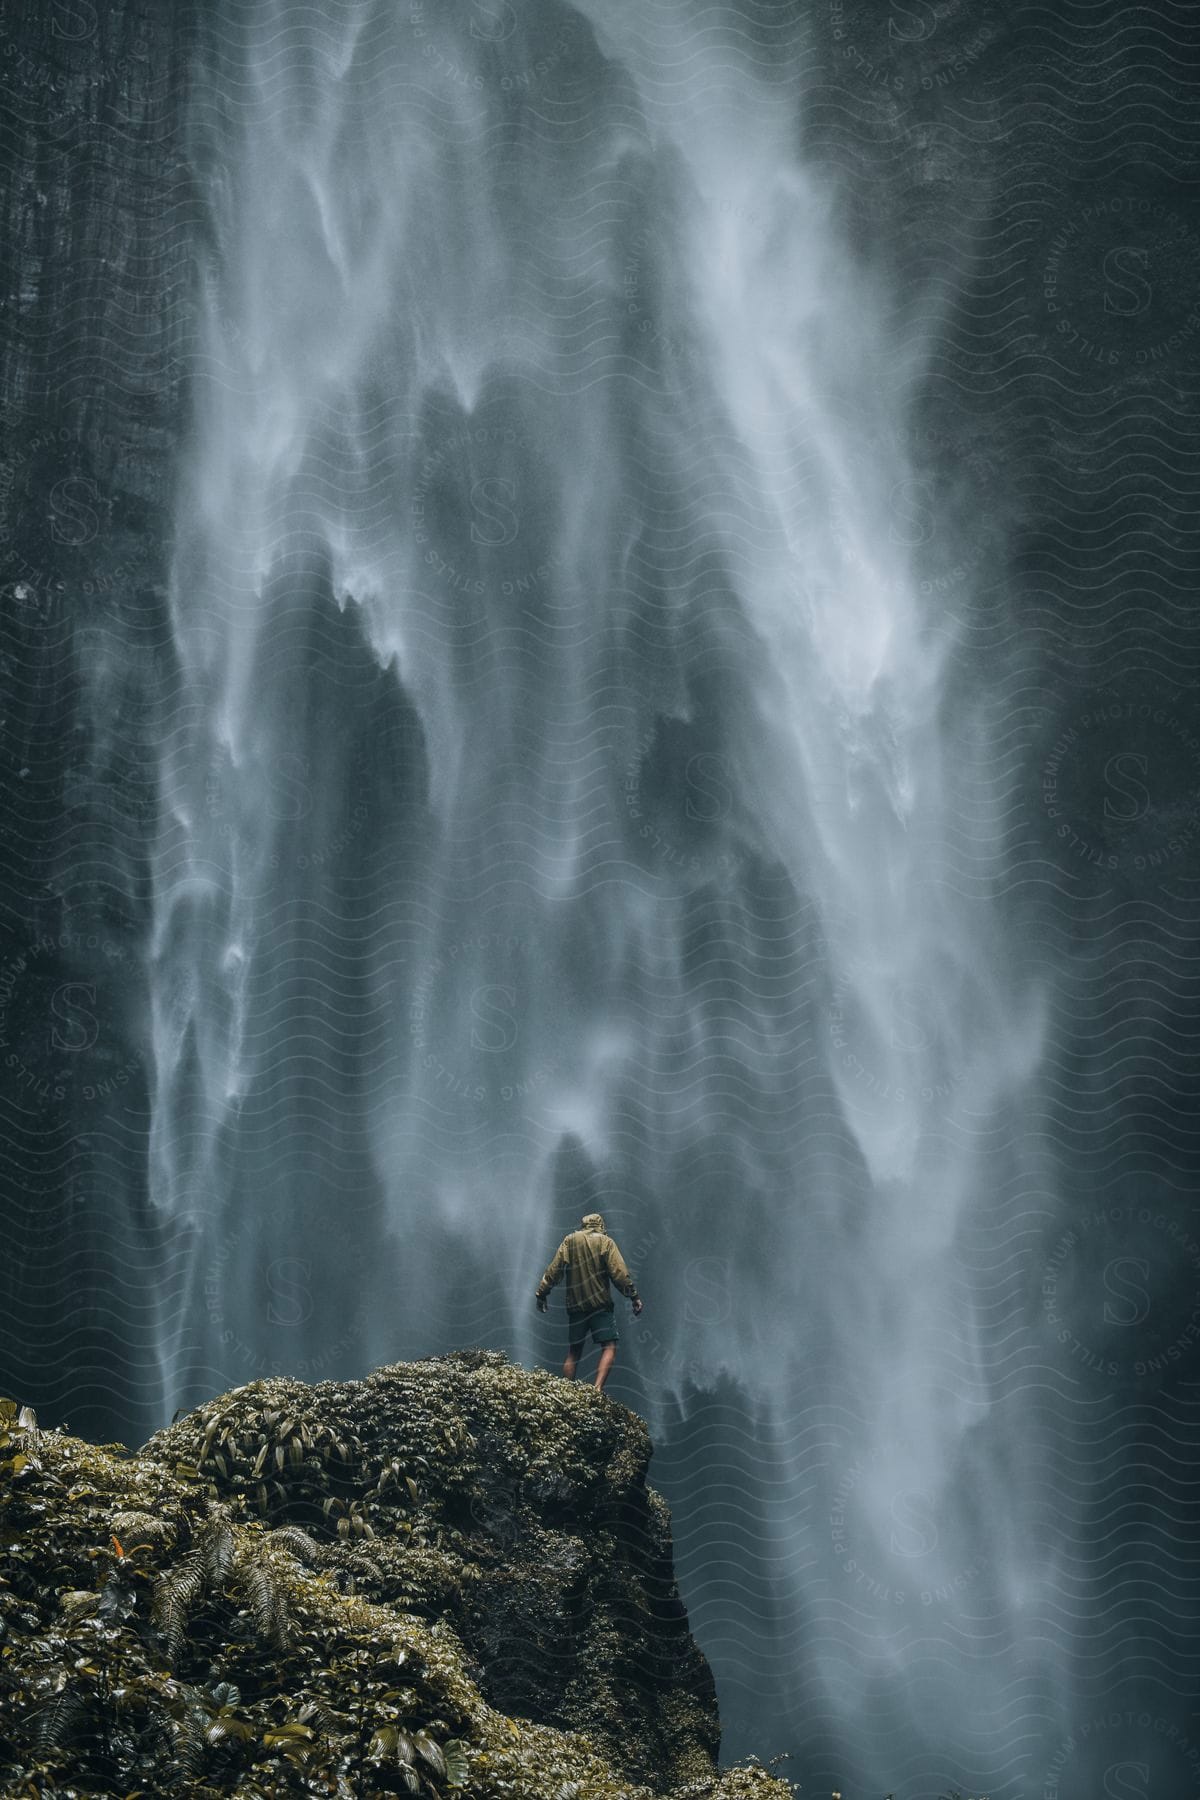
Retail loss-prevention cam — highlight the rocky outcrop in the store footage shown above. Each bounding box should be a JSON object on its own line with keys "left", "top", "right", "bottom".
{"left": 0, "top": 1353, "right": 795, "bottom": 1799}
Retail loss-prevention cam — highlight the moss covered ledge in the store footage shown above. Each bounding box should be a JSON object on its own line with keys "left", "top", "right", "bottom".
{"left": 0, "top": 1353, "right": 796, "bottom": 1799}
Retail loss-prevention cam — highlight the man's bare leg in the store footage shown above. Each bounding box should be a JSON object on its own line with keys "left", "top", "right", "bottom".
{"left": 594, "top": 1342, "right": 617, "bottom": 1392}
{"left": 563, "top": 1347, "right": 583, "bottom": 1380}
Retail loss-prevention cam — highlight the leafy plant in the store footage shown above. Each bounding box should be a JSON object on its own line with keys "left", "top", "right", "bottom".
{"left": 445, "top": 1736, "right": 471, "bottom": 1787}
{"left": 149, "top": 1512, "right": 294, "bottom": 1669}
{"left": 1, "top": 1371, "right": 803, "bottom": 1800}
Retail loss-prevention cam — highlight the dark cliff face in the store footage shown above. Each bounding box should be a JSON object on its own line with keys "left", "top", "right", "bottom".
{"left": 0, "top": 1353, "right": 792, "bottom": 1798}
{"left": 0, "top": 0, "right": 194, "bottom": 1449}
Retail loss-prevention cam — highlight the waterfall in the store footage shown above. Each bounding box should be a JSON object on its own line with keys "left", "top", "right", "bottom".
{"left": 151, "top": 1, "right": 1052, "bottom": 1791}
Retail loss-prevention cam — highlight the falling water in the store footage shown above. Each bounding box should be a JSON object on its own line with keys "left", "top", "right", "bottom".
{"left": 151, "top": 1, "right": 1052, "bottom": 1792}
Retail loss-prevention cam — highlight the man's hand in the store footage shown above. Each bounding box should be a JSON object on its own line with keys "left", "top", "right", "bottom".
{"left": 536, "top": 1294, "right": 548, "bottom": 1313}
{"left": 632, "top": 1298, "right": 644, "bottom": 1317}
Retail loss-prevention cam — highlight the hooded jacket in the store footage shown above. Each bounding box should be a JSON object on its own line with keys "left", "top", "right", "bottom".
{"left": 536, "top": 1212, "right": 640, "bottom": 1315}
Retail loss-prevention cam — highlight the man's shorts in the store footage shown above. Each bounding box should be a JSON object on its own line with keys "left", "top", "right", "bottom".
{"left": 567, "top": 1305, "right": 619, "bottom": 1348}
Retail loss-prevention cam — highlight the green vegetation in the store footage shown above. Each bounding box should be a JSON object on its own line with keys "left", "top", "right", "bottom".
{"left": 0, "top": 1355, "right": 796, "bottom": 1798}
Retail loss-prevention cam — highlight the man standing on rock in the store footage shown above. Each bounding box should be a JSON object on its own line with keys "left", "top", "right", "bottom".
{"left": 535, "top": 1211, "right": 644, "bottom": 1392}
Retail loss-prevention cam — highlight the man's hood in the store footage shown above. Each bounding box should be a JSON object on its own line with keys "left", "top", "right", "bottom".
{"left": 581, "top": 1212, "right": 605, "bottom": 1232}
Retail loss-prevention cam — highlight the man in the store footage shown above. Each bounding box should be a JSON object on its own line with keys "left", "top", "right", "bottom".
{"left": 535, "top": 1211, "right": 644, "bottom": 1392}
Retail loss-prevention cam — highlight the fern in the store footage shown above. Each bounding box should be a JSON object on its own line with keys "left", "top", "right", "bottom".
{"left": 198, "top": 1515, "right": 235, "bottom": 1586}
{"left": 110, "top": 1509, "right": 174, "bottom": 1552}
{"left": 268, "top": 1525, "right": 326, "bottom": 1565}
{"left": 166, "top": 1703, "right": 210, "bottom": 1777}
{"left": 147, "top": 1507, "right": 295, "bottom": 1670}
{"left": 296, "top": 1696, "right": 338, "bottom": 1733}
{"left": 152, "top": 1548, "right": 207, "bottom": 1666}
{"left": 232, "top": 1545, "right": 290, "bottom": 1650}
{"left": 58, "top": 1588, "right": 101, "bottom": 1621}
{"left": 32, "top": 1687, "right": 89, "bottom": 1753}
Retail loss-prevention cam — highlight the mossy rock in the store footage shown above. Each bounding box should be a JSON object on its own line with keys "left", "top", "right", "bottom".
{"left": 0, "top": 1368, "right": 795, "bottom": 1799}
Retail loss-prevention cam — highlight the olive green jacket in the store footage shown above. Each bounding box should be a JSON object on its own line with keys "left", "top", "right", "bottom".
{"left": 536, "top": 1228, "right": 640, "bottom": 1315}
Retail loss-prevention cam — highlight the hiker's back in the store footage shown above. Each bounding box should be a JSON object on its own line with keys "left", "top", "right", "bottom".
{"left": 564, "top": 1227, "right": 612, "bottom": 1314}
